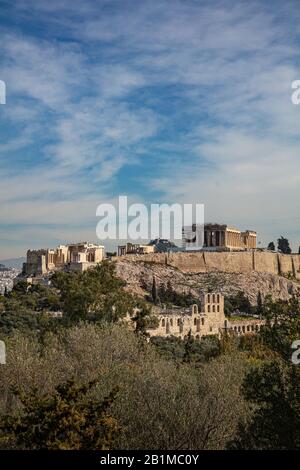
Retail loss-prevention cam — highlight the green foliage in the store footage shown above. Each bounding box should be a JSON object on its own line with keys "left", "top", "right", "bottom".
{"left": 0, "top": 324, "right": 249, "bottom": 450}
{"left": 0, "top": 308, "right": 40, "bottom": 336}
{"left": 0, "top": 378, "right": 120, "bottom": 450}
{"left": 7, "top": 282, "right": 61, "bottom": 312}
{"left": 51, "top": 261, "right": 136, "bottom": 324}
{"left": 277, "top": 236, "right": 292, "bottom": 254}
{"left": 132, "top": 301, "right": 159, "bottom": 335}
{"left": 0, "top": 282, "right": 61, "bottom": 336}
{"left": 260, "top": 295, "right": 300, "bottom": 360}
{"left": 2, "top": 262, "right": 300, "bottom": 450}
{"left": 151, "top": 276, "right": 159, "bottom": 305}
{"left": 231, "top": 296, "right": 300, "bottom": 449}
{"left": 230, "top": 360, "right": 300, "bottom": 449}
{"left": 224, "top": 291, "right": 252, "bottom": 315}
{"left": 0, "top": 261, "right": 154, "bottom": 335}
{"left": 267, "top": 241, "right": 275, "bottom": 251}
{"left": 156, "top": 281, "right": 198, "bottom": 307}
{"left": 151, "top": 333, "right": 220, "bottom": 364}
{"left": 256, "top": 291, "right": 263, "bottom": 314}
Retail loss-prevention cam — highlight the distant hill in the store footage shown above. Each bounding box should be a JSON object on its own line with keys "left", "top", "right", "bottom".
{"left": 0, "top": 257, "right": 25, "bottom": 268}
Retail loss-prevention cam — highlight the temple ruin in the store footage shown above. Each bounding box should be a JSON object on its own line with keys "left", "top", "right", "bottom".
{"left": 182, "top": 223, "right": 257, "bottom": 251}
{"left": 22, "top": 242, "right": 105, "bottom": 276}
{"left": 147, "top": 291, "right": 264, "bottom": 340}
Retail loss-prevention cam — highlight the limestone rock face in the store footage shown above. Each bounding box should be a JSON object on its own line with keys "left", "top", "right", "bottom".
{"left": 115, "top": 258, "right": 300, "bottom": 305}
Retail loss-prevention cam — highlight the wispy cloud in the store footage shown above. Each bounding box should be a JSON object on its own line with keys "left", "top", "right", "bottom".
{"left": 1, "top": 0, "right": 300, "bottom": 256}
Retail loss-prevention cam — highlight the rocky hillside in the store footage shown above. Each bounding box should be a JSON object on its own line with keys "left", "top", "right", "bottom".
{"left": 115, "top": 258, "right": 300, "bottom": 305}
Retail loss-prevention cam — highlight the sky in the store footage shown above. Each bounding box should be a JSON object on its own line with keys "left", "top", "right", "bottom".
{"left": 1, "top": 0, "right": 300, "bottom": 258}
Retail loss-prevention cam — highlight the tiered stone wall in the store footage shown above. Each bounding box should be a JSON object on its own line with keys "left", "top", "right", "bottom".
{"left": 119, "top": 251, "right": 300, "bottom": 279}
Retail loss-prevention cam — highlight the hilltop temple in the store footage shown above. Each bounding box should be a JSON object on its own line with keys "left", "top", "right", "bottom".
{"left": 182, "top": 223, "right": 257, "bottom": 251}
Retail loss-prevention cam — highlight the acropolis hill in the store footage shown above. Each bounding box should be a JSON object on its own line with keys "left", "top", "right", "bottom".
{"left": 118, "top": 251, "right": 300, "bottom": 279}
{"left": 17, "top": 224, "right": 300, "bottom": 305}
{"left": 114, "top": 252, "right": 300, "bottom": 307}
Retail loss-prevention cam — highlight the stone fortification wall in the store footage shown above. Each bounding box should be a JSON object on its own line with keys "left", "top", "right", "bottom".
{"left": 119, "top": 251, "right": 300, "bottom": 278}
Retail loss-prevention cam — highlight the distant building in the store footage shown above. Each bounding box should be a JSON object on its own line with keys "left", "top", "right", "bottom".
{"left": 118, "top": 239, "right": 180, "bottom": 256}
{"left": 147, "top": 291, "right": 264, "bottom": 340}
{"left": 0, "top": 264, "right": 9, "bottom": 272}
{"left": 22, "top": 242, "right": 105, "bottom": 276}
{"left": 118, "top": 243, "right": 155, "bottom": 256}
{"left": 182, "top": 223, "right": 257, "bottom": 251}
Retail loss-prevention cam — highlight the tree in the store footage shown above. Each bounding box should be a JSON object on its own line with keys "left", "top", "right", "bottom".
{"left": 277, "top": 236, "right": 291, "bottom": 254}
{"left": 230, "top": 296, "right": 300, "bottom": 449}
{"left": 51, "top": 261, "right": 142, "bottom": 324}
{"left": 224, "top": 291, "right": 252, "bottom": 315}
{"left": 183, "top": 330, "right": 194, "bottom": 363}
{"left": 0, "top": 379, "right": 120, "bottom": 450}
{"left": 132, "top": 301, "right": 158, "bottom": 336}
{"left": 230, "top": 360, "right": 300, "bottom": 449}
{"left": 151, "top": 276, "right": 159, "bottom": 305}
{"left": 267, "top": 241, "right": 275, "bottom": 251}
{"left": 256, "top": 291, "right": 263, "bottom": 315}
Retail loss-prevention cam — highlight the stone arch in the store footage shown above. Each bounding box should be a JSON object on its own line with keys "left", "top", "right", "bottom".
{"left": 192, "top": 304, "right": 198, "bottom": 315}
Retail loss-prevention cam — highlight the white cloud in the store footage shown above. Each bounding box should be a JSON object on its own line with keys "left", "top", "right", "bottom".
{"left": 1, "top": 0, "right": 300, "bottom": 255}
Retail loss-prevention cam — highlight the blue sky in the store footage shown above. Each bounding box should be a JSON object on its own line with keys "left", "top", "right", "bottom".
{"left": 1, "top": 0, "right": 300, "bottom": 257}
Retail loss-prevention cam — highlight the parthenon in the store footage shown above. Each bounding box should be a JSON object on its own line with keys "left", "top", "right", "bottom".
{"left": 183, "top": 223, "right": 257, "bottom": 251}
{"left": 203, "top": 224, "right": 256, "bottom": 250}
